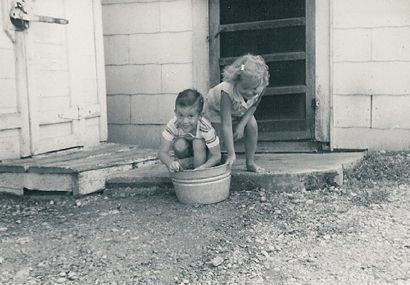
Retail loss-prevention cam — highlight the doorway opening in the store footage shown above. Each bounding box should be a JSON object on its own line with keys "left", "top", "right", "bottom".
{"left": 209, "top": 0, "right": 317, "bottom": 151}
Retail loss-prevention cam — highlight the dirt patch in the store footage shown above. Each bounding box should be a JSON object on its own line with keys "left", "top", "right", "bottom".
{"left": 0, "top": 151, "right": 409, "bottom": 284}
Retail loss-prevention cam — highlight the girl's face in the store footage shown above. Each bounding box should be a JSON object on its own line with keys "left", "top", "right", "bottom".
{"left": 236, "top": 74, "right": 262, "bottom": 100}
{"left": 175, "top": 105, "right": 200, "bottom": 134}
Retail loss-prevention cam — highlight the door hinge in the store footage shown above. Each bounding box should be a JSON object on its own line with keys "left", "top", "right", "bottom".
{"left": 311, "top": 98, "right": 319, "bottom": 110}
{"left": 10, "top": 0, "right": 69, "bottom": 30}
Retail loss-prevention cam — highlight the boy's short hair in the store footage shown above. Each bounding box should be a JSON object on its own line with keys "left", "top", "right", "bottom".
{"left": 175, "top": 89, "right": 204, "bottom": 113}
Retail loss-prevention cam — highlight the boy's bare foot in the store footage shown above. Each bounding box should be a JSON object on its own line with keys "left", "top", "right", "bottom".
{"left": 246, "top": 162, "right": 265, "bottom": 173}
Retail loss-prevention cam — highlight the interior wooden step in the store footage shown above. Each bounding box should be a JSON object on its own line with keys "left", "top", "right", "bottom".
{"left": 233, "top": 140, "right": 327, "bottom": 153}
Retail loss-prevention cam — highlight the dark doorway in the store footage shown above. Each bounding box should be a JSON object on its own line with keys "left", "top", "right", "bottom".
{"left": 209, "top": 0, "right": 316, "bottom": 150}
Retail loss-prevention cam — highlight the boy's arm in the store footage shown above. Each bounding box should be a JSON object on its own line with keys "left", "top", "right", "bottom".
{"left": 220, "top": 91, "right": 236, "bottom": 166}
{"left": 158, "top": 136, "right": 181, "bottom": 172}
{"left": 234, "top": 88, "right": 266, "bottom": 139}
{"left": 195, "top": 144, "right": 221, "bottom": 170}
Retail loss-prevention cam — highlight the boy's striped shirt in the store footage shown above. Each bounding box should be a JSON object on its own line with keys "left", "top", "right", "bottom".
{"left": 162, "top": 116, "right": 219, "bottom": 148}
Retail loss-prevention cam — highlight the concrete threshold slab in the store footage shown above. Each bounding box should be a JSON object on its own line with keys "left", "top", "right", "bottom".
{"left": 106, "top": 152, "right": 365, "bottom": 193}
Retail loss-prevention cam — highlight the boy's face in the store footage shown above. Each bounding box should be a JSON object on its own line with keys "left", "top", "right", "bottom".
{"left": 175, "top": 105, "right": 200, "bottom": 134}
{"left": 236, "top": 74, "right": 262, "bottom": 100}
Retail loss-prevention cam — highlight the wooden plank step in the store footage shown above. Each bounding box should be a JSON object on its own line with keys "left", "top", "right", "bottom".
{"left": 28, "top": 148, "right": 157, "bottom": 174}
{"left": 0, "top": 143, "right": 131, "bottom": 172}
{"left": 234, "top": 141, "right": 321, "bottom": 153}
{"left": 0, "top": 143, "right": 159, "bottom": 196}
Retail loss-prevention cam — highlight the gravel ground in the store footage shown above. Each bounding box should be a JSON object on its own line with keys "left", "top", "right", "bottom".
{"left": 0, "top": 151, "right": 409, "bottom": 285}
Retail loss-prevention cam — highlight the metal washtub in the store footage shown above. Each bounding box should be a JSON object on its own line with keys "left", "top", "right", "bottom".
{"left": 170, "top": 163, "right": 231, "bottom": 204}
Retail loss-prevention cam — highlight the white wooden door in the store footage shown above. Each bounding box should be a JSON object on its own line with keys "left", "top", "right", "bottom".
{"left": 0, "top": 1, "right": 30, "bottom": 159}
{"left": 22, "top": 0, "right": 107, "bottom": 155}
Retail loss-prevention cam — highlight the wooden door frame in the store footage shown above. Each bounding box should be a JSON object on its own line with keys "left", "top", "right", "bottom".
{"left": 305, "top": 0, "right": 316, "bottom": 140}
{"left": 209, "top": 0, "right": 316, "bottom": 141}
{"left": 92, "top": 0, "right": 108, "bottom": 142}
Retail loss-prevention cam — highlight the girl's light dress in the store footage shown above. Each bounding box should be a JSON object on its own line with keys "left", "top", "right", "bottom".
{"left": 204, "top": 81, "right": 261, "bottom": 123}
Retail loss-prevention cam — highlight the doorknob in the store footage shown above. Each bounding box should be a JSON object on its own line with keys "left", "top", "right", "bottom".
{"left": 10, "top": 0, "right": 69, "bottom": 31}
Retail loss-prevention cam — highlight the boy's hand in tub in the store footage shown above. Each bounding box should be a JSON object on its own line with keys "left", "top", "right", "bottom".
{"left": 169, "top": 161, "right": 182, "bottom": 172}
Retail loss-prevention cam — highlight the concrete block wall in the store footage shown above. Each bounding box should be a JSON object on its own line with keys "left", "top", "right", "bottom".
{"left": 332, "top": 0, "right": 410, "bottom": 150}
{"left": 102, "top": 0, "right": 195, "bottom": 148}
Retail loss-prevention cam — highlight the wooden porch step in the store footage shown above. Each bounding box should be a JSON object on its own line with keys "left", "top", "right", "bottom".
{"left": 0, "top": 143, "right": 158, "bottom": 196}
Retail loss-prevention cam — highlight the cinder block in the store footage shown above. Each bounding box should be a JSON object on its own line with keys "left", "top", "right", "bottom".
{"left": 160, "top": 0, "right": 192, "bottom": 32}
{"left": 0, "top": 49, "right": 15, "bottom": 79}
{"left": 108, "top": 124, "right": 163, "bottom": 148}
{"left": 105, "top": 64, "right": 161, "bottom": 94}
{"left": 372, "top": 95, "right": 410, "bottom": 129}
{"left": 102, "top": 2, "right": 160, "bottom": 35}
{"left": 334, "top": 95, "right": 371, "bottom": 128}
{"left": 104, "top": 35, "right": 129, "bottom": 65}
{"left": 107, "top": 95, "right": 131, "bottom": 124}
{"left": 129, "top": 32, "right": 192, "bottom": 64}
{"left": 130, "top": 94, "right": 176, "bottom": 124}
{"left": 333, "top": 0, "right": 410, "bottom": 28}
{"left": 334, "top": 127, "right": 410, "bottom": 151}
{"left": 372, "top": 27, "right": 410, "bottom": 61}
{"left": 161, "top": 63, "right": 193, "bottom": 93}
{"left": 333, "top": 63, "right": 370, "bottom": 95}
{"left": 334, "top": 62, "right": 410, "bottom": 95}
{"left": 333, "top": 29, "right": 371, "bottom": 62}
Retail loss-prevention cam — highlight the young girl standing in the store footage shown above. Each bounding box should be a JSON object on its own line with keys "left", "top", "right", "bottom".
{"left": 204, "top": 54, "right": 269, "bottom": 172}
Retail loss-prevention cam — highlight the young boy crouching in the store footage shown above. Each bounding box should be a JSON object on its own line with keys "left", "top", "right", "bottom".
{"left": 158, "top": 89, "right": 221, "bottom": 172}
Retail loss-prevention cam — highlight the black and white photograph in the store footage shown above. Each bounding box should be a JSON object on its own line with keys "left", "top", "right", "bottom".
{"left": 0, "top": 0, "right": 409, "bottom": 284}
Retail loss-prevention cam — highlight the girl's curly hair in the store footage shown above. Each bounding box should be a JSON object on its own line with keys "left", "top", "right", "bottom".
{"left": 222, "top": 54, "right": 270, "bottom": 88}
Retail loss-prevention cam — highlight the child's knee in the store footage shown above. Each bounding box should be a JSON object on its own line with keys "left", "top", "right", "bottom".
{"left": 173, "top": 137, "right": 192, "bottom": 158}
{"left": 246, "top": 116, "right": 258, "bottom": 130}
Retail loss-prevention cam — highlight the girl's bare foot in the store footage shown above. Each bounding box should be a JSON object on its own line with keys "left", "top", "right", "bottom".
{"left": 246, "top": 162, "right": 265, "bottom": 173}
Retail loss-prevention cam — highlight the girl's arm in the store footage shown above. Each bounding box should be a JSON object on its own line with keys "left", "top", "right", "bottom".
{"left": 220, "top": 91, "right": 236, "bottom": 167}
{"left": 195, "top": 144, "right": 221, "bottom": 170}
{"left": 158, "top": 137, "right": 181, "bottom": 172}
{"left": 234, "top": 88, "right": 266, "bottom": 140}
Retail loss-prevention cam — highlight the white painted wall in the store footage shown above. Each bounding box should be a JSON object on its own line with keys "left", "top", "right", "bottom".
{"left": 102, "top": 0, "right": 208, "bottom": 147}
{"left": 331, "top": 0, "right": 410, "bottom": 150}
